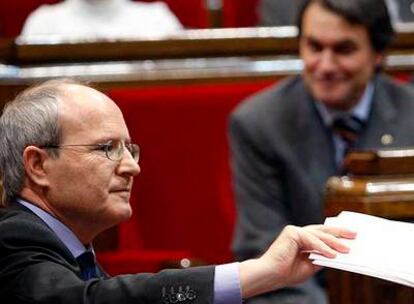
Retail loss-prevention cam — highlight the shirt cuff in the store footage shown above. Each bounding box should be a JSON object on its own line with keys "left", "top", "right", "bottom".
{"left": 214, "top": 262, "right": 242, "bottom": 304}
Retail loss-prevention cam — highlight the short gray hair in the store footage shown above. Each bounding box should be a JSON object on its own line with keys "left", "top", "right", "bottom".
{"left": 0, "top": 78, "right": 81, "bottom": 205}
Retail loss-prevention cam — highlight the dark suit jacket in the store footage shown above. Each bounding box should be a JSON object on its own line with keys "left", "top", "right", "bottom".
{"left": 229, "top": 74, "right": 414, "bottom": 303}
{"left": 258, "top": 0, "right": 306, "bottom": 26}
{"left": 0, "top": 204, "right": 214, "bottom": 304}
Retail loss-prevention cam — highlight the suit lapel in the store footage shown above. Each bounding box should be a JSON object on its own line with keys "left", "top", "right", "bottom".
{"left": 357, "top": 75, "right": 398, "bottom": 149}
{"left": 294, "top": 84, "right": 337, "bottom": 195}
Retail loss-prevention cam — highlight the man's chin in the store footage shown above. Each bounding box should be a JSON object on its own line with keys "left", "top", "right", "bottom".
{"left": 320, "top": 98, "right": 355, "bottom": 111}
{"left": 313, "top": 90, "right": 352, "bottom": 110}
{"left": 118, "top": 204, "right": 133, "bottom": 219}
{"left": 314, "top": 84, "right": 364, "bottom": 109}
{"left": 110, "top": 202, "right": 133, "bottom": 223}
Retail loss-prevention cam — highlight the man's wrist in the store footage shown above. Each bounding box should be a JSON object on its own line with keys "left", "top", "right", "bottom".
{"left": 239, "top": 257, "right": 283, "bottom": 299}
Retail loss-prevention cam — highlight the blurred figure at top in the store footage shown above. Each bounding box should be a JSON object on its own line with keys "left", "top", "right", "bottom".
{"left": 385, "top": 0, "right": 414, "bottom": 28}
{"left": 20, "top": 0, "right": 183, "bottom": 39}
{"left": 258, "top": 0, "right": 306, "bottom": 26}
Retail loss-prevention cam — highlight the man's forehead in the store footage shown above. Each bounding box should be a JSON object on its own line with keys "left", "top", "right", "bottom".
{"left": 56, "top": 84, "right": 127, "bottom": 135}
{"left": 62, "top": 84, "right": 107, "bottom": 103}
{"left": 57, "top": 84, "right": 116, "bottom": 114}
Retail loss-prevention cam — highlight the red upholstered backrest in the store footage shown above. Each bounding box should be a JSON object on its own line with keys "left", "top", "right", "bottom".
{"left": 107, "top": 80, "right": 274, "bottom": 264}
{"left": 0, "top": 0, "right": 59, "bottom": 37}
{"left": 392, "top": 72, "right": 414, "bottom": 83}
{"left": 222, "top": 0, "right": 260, "bottom": 27}
{"left": 0, "top": 0, "right": 208, "bottom": 38}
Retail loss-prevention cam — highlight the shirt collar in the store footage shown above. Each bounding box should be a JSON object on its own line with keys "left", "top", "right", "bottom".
{"left": 17, "top": 198, "right": 91, "bottom": 258}
{"left": 316, "top": 82, "right": 374, "bottom": 127}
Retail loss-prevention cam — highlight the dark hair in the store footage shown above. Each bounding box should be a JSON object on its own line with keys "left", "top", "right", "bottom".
{"left": 297, "top": 0, "right": 394, "bottom": 52}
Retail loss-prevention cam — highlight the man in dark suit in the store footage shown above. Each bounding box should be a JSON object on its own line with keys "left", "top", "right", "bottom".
{"left": 229, "top": 0, "right": 414, "bottom": 303}
{"left": 0, "top": 79, "right": 354, "bottom": 304}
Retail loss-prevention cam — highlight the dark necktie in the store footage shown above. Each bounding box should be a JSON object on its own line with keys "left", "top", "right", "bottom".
{"left": 332, "top": 115, "right": 365, "bottom": 166}
{"left": 76, "top": 251, "right": 98, "bottom": 280}
{"left": 332, "top": 115, "right": 365, "bottom": 146}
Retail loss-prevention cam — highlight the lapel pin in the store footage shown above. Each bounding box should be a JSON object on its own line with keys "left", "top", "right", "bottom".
{"left": 381, "top": 134, "right": 393, "bottom": 145}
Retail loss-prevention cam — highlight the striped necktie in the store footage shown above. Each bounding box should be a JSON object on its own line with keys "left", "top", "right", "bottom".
{"left": 332, "top": 115, "right": 365, "bottom": 167}
{"left": 332, "top": 115, "right": 365, "bottom": 147}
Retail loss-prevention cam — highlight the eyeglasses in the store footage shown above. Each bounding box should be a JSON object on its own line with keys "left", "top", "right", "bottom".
{"left": 41, "top": 139, "right": 140, "bottom": 163}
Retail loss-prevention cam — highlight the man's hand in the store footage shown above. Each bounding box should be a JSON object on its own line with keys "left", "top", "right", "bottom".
{"left": 239, "top": 225, "right": 356, "bottom": 298}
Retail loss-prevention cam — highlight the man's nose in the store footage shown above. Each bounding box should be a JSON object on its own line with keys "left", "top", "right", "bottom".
{"left": 118, "top": 151, "right": 141, "bottom": 177}
{"left": 318, "top": 50, "right": 337, "bottom": 71}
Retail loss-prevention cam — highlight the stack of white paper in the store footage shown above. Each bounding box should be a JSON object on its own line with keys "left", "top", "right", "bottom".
{"left": 309, "top": 211, "right": 414, "bottom": 288}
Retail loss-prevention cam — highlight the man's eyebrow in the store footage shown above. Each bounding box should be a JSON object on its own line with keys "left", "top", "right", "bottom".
{"left": 302, "top": 36, "right": 358, "bottom": 47}
{"left": 301, "top": 36, "right": 323, "bottom": 45}
{"left": 335, "top": 39, "right": 358, "bottom": 46}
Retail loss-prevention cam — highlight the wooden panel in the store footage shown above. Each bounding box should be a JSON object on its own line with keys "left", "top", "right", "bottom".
{"left": 327, "top": 270, "right": 414, "bottom": 304}
{"left": 391, "top": 30, "right": 414, "bottom": 53}
{"left": 324, "top": 148, "right": 414, "bottom": 304}
{"left": 344, "top": 148, "right": 414, "bottom": 175}
{"left": 1, "top": 52, "right": 414, "bottom": 88}
{"left": 8, "top": 27, "right": 414, "bottom": 65}
{"left": 0, "top": 38, "right": 14, "bottom": 63}
{"left": 14, "top": 27, "right": 299, "bottom": 64}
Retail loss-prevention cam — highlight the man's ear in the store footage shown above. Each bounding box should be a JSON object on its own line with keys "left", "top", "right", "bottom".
{"left": 23, "top": 146, "right": 52, "bottom": 187}
{"left": 375, "top": 53, "right": 385, "bottom": 68}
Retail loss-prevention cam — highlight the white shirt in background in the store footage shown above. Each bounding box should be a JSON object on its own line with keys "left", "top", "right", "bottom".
{"left": 20, "top": 0, "right": 183, "bottom": 39}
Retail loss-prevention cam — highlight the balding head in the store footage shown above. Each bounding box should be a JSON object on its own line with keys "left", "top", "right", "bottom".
{"left": 0, "top": 79, "right": 125, "bottom": 205}
{"left": 57, "top": 84, "right": 126, "bottom": 145}
{"left": 0, "top": 79, "right": 140, "bottom": 241}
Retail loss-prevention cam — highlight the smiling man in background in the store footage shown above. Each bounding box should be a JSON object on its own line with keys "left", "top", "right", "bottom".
{"left": 229, "top": 0, "right": 414, "bottom": 303}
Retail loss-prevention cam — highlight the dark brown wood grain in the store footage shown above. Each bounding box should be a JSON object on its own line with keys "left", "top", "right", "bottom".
{"left": 325, "top": 148, "right": 414, "bottom": 303}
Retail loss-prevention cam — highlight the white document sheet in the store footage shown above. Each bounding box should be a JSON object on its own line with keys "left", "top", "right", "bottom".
{"left": 309, "top": 211, "right": 414, "bottom": 288}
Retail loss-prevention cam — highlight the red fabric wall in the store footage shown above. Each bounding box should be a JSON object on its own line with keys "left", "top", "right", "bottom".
{"left": 0, "top": 0, "right": 59, "bottom": 37}
{"left": 222, "top": 0, "right": 260, "bottom": 27}
{"left": 106, "top": 80, "right": 275, "bottom": 265}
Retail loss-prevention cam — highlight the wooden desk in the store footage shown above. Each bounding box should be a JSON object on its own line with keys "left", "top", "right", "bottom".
{"left": 325, "top": 149, "right": 414, "bottom": 304}
{"left": 5, "top": 27, "right": 299, "bottom": 64}
{"left": 6, "top": 27, "right": 414, "bottom": 64}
